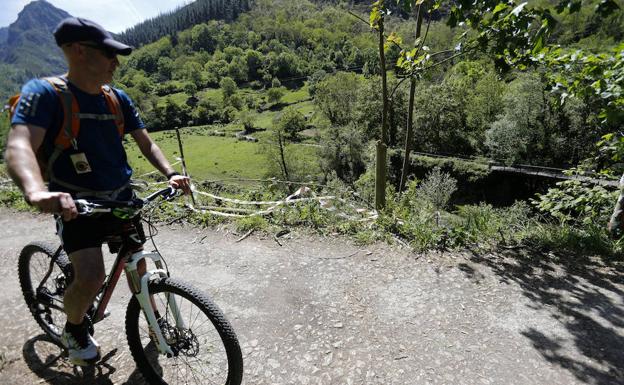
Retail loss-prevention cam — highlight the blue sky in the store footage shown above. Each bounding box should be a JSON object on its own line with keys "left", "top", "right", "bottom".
{"left": 1, "top": 0, "right": 195, "bottom": 33}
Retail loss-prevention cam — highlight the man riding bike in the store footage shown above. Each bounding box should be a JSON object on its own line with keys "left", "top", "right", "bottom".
{"left": 4, "top": 17, "right": 190, "bottom": 366}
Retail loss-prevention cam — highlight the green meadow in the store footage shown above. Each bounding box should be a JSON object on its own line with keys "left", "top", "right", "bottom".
{"left": 128, "top": 85, "right": 322, "bottom": 185}
{"left": 125, "top": 130, "right": 321, "bottom": 183}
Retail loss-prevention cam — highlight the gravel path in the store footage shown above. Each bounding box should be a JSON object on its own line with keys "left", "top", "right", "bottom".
{"left": 0, "top": 209, "right": 622, "bottom": 385}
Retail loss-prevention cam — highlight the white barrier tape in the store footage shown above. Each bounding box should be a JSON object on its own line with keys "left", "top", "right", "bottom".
{"left": 196, "top": 205, "right": 260, "bottom": 213}
{"left": 0, "top": 176, "right": 377, "bottom": 222}
{"left": 160, "top": 184, "right": 378, "bottom": 220}
{"left": 193, "top": 190, "right": 288, "bottom": 205}
{"left": 190, "top": 202, "right": 378, "bottom": 220}
{"left": 192, "top": 190, "right": 337, "bottom": 206}
{"left": 188, "top": 206, "right": 248, "bottom": 218}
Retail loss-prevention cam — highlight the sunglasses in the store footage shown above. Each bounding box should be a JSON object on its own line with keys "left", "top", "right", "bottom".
{"left": 79, "top": 43, "right": 117, "bottom": 59}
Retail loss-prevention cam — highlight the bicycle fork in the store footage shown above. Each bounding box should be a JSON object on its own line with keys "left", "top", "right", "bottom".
{"left": 125, "top": 250, "right": 185, "bottom": 357}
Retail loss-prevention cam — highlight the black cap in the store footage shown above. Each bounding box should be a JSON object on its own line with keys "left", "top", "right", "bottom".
{"left": 53, "top": 17, "right": 132, "bottom": 56}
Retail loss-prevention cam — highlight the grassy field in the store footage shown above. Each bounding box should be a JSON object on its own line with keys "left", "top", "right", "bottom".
{"left": 157, "top": 91, "right": 190, "bottom": 107}
{"left": 282, "top": 85, "right": 310, "bottom": 104}
{"left": 125, "top": 130, "right": 321, "bottom": 182}
{"left": 127, "top": 82, "right": 322, "bottom": 185}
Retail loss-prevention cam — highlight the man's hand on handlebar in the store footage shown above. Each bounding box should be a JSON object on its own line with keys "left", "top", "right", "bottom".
{"left": 168, "top": 174, "right": 191, "bottom": 195}
{"left": 27, "top": 191, "right": 78, "bottom": 221}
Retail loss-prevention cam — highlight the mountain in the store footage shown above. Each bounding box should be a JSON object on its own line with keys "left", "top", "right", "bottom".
{"left": 0, "top": 27, "right": 8, "bottom": 44}
{"left": 0, "top": 0, "right": 70, "bottom": 78}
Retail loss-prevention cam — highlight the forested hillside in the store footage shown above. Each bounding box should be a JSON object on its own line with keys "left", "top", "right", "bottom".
{"left": 118, "top": 0, "right": 252, "bottom": 47}
{"left": 115, "top": 0, "right": 622, "bottom": 171}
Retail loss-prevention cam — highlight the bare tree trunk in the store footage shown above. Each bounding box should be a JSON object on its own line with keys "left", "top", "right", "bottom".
{"left": 399, "top": 3, "right": 425, "bottom": 193}
{"left": 399, "top": 79, "right": 417, "bottom": 193}
{"left": 277, "top": 131, "right": 290, "bottom": 182}
{"left": 375, "top": 13, "right": 389, "bottom": 210}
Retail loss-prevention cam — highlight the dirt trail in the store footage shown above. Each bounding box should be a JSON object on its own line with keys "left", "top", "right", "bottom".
{"left": 0, "top": 209, "right": 622, "bottom": 385}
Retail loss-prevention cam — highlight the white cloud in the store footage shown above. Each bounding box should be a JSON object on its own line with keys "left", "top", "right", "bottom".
{"left": 1, "top": 0, "right": 194, "bottom": 33}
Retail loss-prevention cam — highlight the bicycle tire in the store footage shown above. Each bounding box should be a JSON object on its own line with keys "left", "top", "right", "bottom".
{"left": 125, "top": 277, "right": 243, "bottom": 385}
{"left": 18, "top": 241, "right": 72, "bottom": 345}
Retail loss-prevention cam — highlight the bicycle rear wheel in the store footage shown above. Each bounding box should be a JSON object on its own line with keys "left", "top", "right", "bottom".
{"left": 18, "top": 242, "right": 72, "bottom": 345}
{"left": 125, "top": 277, "right": 243, "bottom": 385}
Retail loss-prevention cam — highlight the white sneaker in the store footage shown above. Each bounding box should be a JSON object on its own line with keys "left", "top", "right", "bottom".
{"left": 61, "top": 325, "right": 101, "bottom": 366}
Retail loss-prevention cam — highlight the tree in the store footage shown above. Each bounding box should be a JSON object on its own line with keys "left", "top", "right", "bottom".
{"left": 267, "top": 86, "right": 286, "bottom": 105}
{"left": 318, "top": 123, "right": 367, "bottom": 183}
{"left": 228, "top": 56, "right": 249, "bottom": 83}
{"left": 313, "top": 72, "right": 361, "bottom": 127}
{"left": 192, "top": 98, "right": 221, "bottom": 125}
{"left": 245, "top": 49, "right": 264, "bottom": 80}
{"left": 485, "top": 115, "right": 527, "bottom": 165}
{"left": 262, "top": 121, "right": 309, "bottom": 187}
{"left": 411, "top": 83, "right": 466, "bottom": 155}
{"left": 307, "top": 69, "right": 328, "bottom": 98}
{"left": 190, "top": 23, "right": 218, "bottom": 53}
{"left": 219, "top": 77, "right": 237, "bottom": 101}
{"left": 275, "top": 107, "right": 306, "bottom": 140}
{"left": 238, "top": 109, "right": 257, "bottom": 134}
{"left": 156, "top": 57, "right": 174, "bottom": 81}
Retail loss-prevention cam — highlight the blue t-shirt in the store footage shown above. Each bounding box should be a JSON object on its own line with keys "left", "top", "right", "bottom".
{"left": 11, "top": 78, "right": 145, "bottom": 194}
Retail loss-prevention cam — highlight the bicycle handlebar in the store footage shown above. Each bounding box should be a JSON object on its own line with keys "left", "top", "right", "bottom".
{"left": 75, "top": 186, "right": 180, "bottom": 216}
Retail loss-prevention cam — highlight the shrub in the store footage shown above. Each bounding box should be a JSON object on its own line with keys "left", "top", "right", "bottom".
{"left": 417, "top": 167, "right": 458, "bottom": 210}
{"left": 531, "top": 179, "right": 617, "bottom": 227}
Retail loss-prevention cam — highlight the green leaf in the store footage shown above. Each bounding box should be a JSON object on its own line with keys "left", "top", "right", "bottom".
{"left": 387, "top": 31, "right": 403, "bottom": 46}
{"left": 370, "top": 7, "right": 382, "bottom": 28}
{"left": 532, "top": 32, "right": 545, "bottom": 55}
{"left": 493, "top": 3, "right": 509, "bottom": 16}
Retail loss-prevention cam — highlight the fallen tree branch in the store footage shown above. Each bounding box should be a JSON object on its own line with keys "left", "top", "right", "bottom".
{"left": 236, "top": 229, "right": 254, "bottom": 243}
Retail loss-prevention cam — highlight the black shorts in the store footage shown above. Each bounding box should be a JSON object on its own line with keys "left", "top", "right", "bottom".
{"left": 57, "top": 214, "right": 144, "bottom": 254}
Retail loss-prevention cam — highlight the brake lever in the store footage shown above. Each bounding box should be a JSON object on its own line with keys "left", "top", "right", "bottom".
{"left": 75, "top": 200, "right": 111, "bottom": 215}
{"left": 74, "top": 199, "right": 92, "bottom": 215}
{"left": 163, "top": 187, "right": 182, "bottom": 201}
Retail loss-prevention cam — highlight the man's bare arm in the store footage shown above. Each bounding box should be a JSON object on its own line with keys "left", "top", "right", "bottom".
{"left": 5, "top": 124, "right": 46, "bottom": 196}
{"left": 130, "top": 128, "right": 191, "bottom": 193}
{"left": 4, "top": 124, "right": 77, "bottom": 219}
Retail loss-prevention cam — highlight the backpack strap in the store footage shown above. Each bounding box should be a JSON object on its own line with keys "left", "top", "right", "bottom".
{"left": 44, "top": 76, "right": 80, "bottom": 150}
{"left": 101, "top": 85, "right": 125, "bottom": 136}
{"left": 6, "top": 94, "right": 21, "bottom": 120}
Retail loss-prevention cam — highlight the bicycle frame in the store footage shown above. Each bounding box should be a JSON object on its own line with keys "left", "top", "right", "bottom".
{"left": 88, "top": 243, "right": 185, "bottom": 357}
{"left": 39, "top": 241, "right": 184, "bottom": 357}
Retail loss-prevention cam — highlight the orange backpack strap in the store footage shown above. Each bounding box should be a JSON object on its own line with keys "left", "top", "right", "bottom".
{"left": 101, "top": 85, "right": 125, "bottom": 136}
{"left": 6, "top": 94, "right": 21, "bottom": 120}
{"left": 43, "top": 76, "right": 80, "bottom": 150}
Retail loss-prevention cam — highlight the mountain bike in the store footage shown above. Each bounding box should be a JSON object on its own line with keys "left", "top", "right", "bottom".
{"left": 17, "top": 186, "right": 243, "bottom": 385}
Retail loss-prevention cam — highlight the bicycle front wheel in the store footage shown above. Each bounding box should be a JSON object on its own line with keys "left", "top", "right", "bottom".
{"left": 125, "top": 277, "right": 243, "bottom": 385}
